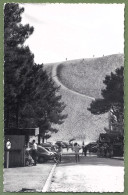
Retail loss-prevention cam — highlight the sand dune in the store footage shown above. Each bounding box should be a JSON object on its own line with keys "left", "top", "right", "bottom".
{"left": 44, "top": 54, "right": 124, "bottom": 143}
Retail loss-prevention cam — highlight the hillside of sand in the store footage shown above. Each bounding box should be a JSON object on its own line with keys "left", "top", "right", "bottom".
{"left": 44, "top": 54, "right": 124, "bottom": 143}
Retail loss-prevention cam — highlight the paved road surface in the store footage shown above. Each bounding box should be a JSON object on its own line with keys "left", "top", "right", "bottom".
{"left": 49, "top": 154, "right": 124, "bottom": 192}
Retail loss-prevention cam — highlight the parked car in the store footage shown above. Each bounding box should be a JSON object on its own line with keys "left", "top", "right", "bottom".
{"left": 86, "top": 142, "right": 98, "bottom": 153}
{"left": 40, "top": 142, "right": 53, "bottom": 150}
{"left": 45, "top": 147, "right": 58, "bottom": 155}
{"left": 36, "top": 145, "right": 55, "bottom": 163}
{"left": 55, "top": 141, "right": 65, "bottom": 148}
{"left": 26, "top": 145, "right": 60, "bottom": 164}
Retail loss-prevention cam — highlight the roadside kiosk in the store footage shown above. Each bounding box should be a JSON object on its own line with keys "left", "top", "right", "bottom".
{"left": 4, "top": 128, "right": 39, "bottom": 167}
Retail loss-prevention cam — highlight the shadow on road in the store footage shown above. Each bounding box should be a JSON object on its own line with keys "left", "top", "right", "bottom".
{"left": 59, "top": 154, "right": 124, "bottom": 167}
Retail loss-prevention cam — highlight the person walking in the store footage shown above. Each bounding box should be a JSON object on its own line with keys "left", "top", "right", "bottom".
{"left": 74, "top": 142, "right": 81, "bottom": 163}
{"left": 57, "top": 144, "right": 63, "bottom": 162}
{"left": 83, "top": 145, "right": 87, "bottom": 156}
{"left": 67, "top": 145, "right": 69, "bottom": 152}
{"left": 82, "top": 141, "right": 85, "bottom": 155}
{"left": 31, "top": 140, "right": 37, "bottom": 166}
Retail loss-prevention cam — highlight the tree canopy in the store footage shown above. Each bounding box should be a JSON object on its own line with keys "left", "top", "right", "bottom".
{"left": 4, "top": 3, "right": 67, "bottom": 141}
{"left": 88, "top": 66, "right": 124, "bottom": 133}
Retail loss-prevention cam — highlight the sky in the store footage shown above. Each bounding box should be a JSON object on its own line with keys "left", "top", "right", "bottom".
{"left": 21, "top": 3, "right": 124, "bottom": 64}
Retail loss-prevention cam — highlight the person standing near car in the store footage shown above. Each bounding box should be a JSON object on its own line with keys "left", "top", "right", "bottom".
{"left": 74, "top": 143, "right": 81, "bottom": 163}
{"left": 32, "top": 140, "right": 37, "bottom": 166}
{"left": 83, "top": 145, "right": 87, "bottom": 156}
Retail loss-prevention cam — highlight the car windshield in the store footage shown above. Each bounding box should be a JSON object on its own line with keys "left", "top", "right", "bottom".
{"left": 38, "top": 146, "right": 49, "bottom": 153}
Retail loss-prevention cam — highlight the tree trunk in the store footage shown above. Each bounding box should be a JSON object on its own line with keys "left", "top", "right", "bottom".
{"left": 108, "top": 110, "right": 112, "bottom": 131}
{"left": 16, "top": 102, "right": 19, "bottom": 129}
{"left": 42, "top": 136, "right": 45, "bottom": 143}
{"left": 6, "top": 106, "right": 10, "bottom": 128}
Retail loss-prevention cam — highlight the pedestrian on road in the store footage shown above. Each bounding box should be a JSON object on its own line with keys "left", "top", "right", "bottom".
{"left": 82, "top": 145, "right": 84, "bottom": 155}
{"left": 71, "top": 143, "right": 74, "bottom": 151}
{"left": 74, "top": 142, "right": 81, "bottom": 163}
{"left": 67, "top": 145, "right": 69, "bottom": 152}
{"left": 82, "top": 141, "right": 85, "bottom": 155}
{"left": 83, "top": 146, "right": 87, "bottom": 156}
{"left": 31, "top": 140, "right": 37, "bottom": 166}
{"left": 57, "top": 144, "right": 63, "bottom": 162}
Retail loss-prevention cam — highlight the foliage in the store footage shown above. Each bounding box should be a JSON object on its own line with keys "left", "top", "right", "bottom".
{"left": 4, "top": 3, "right": 67, "bottom": 141}
{"left": 101, "top": 67, "right": 124, "bottom": 104}
{"left": 88, "top": 67, "right": 124, "bottom": 133}
{"left": 4, "top": 3, "right": 34, "bottom": 128}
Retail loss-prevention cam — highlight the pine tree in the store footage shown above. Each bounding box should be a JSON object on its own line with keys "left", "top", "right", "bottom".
{"left": 24, "top": 64, "right": 67, "bottom": 142}
{"left": 88, "top": 67, "right": 124, "bottom": 134}
{"left": 4, "top": 3, "right": 34, "bottom": 128}
{"left": 4, "top": 3, "right": 67, "bottom": 142}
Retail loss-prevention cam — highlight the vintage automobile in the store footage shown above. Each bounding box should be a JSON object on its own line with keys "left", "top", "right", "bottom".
{"left": 55, "top": 141, "right": 66, "bottom": 148}
{"left": 40, "top": 142, "right": 53, "bottom": 150}
{"left": 36, "top": 145, "right": 57, "bottom": 163}
{"left": 85, "top": 142, "right": 98, "bottom": 153}
{"left": 26, "top": 145, "right": 57, "bottom": 163}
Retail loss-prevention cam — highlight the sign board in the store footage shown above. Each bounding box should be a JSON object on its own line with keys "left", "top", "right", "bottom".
{"left": 6, "top": 140, "right": 11, "bottom": 150}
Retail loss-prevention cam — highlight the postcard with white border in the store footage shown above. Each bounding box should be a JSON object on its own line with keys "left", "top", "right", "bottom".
{"left": 3, "top": 2, "right": 125, "bottom": 193}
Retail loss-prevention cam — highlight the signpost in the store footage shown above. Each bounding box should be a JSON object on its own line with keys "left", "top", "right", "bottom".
{"left": 6, "top": 139, "right": 11, "bottom": 168}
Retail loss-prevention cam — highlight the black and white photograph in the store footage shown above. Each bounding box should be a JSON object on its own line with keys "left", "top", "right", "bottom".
{"left": 4, "top": 3, "right": 124, "bottom": 192}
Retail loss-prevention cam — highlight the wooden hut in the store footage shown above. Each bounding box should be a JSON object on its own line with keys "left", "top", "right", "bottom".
{"left": 4, "top": 128, "right": 39, "bottom": 167}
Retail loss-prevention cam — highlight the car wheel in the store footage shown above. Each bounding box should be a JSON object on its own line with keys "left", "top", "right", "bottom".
{"left": 39, "top": 157, "right": 46, "bottom": 163}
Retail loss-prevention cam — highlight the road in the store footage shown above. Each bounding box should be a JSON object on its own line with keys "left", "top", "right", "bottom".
{"left": 49, "top": 153, "right": 124, "bottom": 192}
